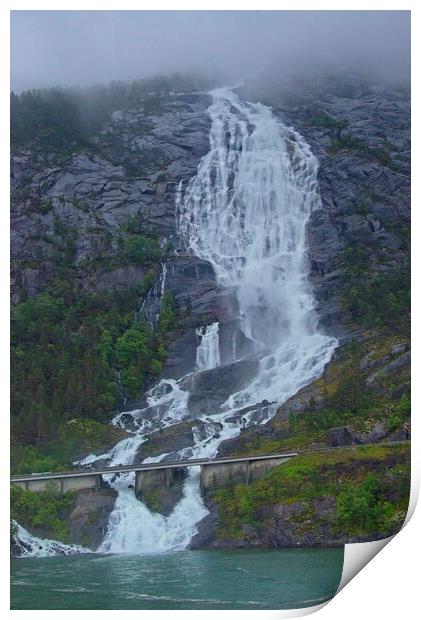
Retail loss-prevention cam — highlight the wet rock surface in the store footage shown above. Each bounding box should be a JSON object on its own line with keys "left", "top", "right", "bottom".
{"left": 141, "top": 254, "right": 243, "bottom": 380}
{"left": 68, "top": 488, "right": 118, "bottom": 550}
{"left": 135, "top": 418, "right": 223, "bottom": 462}
{"left": 139, "top": 473, "right": 188, "bottom": 517}
{"left": 181, "top": 358, "right": 260, "bottom": 417}
{"left": 11, "top": 94, "right": 211, "bottom": 301}
{"left": 189, "top": 501, "right": 221, "bottom": 549}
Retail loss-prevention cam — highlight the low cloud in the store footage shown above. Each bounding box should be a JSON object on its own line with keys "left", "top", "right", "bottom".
{"left": 11, "top": 10, "right": 410, "bottom": 92}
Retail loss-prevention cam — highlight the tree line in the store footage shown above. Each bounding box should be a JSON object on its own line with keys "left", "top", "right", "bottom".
{"left": 11, "top": 73, "right": 213, "bottom": 150}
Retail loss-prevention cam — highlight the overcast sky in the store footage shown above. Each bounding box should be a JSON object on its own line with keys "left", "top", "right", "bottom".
{"left": 10, "top": 11, "right": 410, "bottom": 92}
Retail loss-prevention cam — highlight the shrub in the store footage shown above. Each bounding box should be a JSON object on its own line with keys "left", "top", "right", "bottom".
{"left": 11, "top": 445, "right": 66, "bottom": 476}
{"left": 123, "top": 235, "right": 162, "bottom": 265}
{"left": 340, "top": 243, "right": 410, "bottom": 334}
{"left": 307, "top": 113, "right": 349, "bottom": 129}
{"left": 10, "top": 484, "right": 75, "bottom": 543}
{"left": 336, "top": 474, "right": 395, "bottom": 534}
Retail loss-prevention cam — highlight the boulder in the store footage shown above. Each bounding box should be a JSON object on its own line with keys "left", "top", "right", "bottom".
{"left": 328, "top": 425, "right": 360, "bottom": 447}
{"left": 68, "top": 488, "right": 118, "bottom": 549}
{"left": 181, "top": 358, "right": 259, "bottom": 417}
{"left": 366, "top": 352, "right": 411, "bottom": 390}
{"left": 363, "top": 422, "right": 388, "bottom": 443}
{"left": 135, "top": 418, "right": 223, "bottom": 462}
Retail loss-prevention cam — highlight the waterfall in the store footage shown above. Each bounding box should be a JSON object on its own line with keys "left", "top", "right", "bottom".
{"left": 160, "top": 261, "right": 167, "bottom": 296}
{"left": 179, "top": 88, "right": 336, "bottom": 409}
{"left": 196, "top": 322, "right": 221, "bottom": 370}
{"left": 95, "top": 88, "right": 336, "bottom": 554}
{"left": 24, "top": 88, "right": 337, "bottom": 556}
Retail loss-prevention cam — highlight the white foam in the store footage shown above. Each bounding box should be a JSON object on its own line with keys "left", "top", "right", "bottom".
{"left": 196, "top": 322, "right": 221, "bottom": 370}
{"left": 12, "top": 521, "right": 91, "bottom": 558}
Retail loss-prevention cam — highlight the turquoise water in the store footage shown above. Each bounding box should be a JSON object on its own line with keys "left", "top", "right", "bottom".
{"left": 11, "top": 548, "right": 344, "bottom": 610}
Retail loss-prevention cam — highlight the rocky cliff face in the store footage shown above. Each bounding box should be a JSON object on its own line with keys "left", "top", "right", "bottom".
{"left": 11, "top": 76, "right": 410, "bottom": 551}
{"left": 12, "top": 78, "right": 410, "bottom": 391}
{"left": 11, "top": 94, "right": 211, "bottom": 301}
{"left": 11, "top": 92, "right": 253, "bottom": 397}
{"left": 271, "top": 78, "right": 410, "bottom": 338}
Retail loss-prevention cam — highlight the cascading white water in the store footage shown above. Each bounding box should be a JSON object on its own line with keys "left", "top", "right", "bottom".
{"left": 22, "top": 88, "right": 337, "bottom": 556}
{"left": 12, "top": 521, "right": 90, "bottom": 558}
{"left": 95, "top": 88, "right": 336, "bottom": 554}
{"left": 179, "top": 88, "right": 336, "bottom": 411}
{"left": 196, "top": 322, "right": 221, "bottom": 370}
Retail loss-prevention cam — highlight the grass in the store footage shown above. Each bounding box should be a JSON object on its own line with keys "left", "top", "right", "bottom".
{"left": 212, "top": 443, "right": 410, "bottom": 541}
{"left": 228, "top": 332, "right": 410, "bottom": 459}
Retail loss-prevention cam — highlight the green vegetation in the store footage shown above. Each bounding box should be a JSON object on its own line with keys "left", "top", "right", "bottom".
{"left": 11, "top": 484, "right": 75, "bottom": 543}
{"left": 212, "top": 444, "right": 409, "bottom": 540}
{"left": 11, "top": 282, "right": 131, "bottom": 441}
{"left": 10, "top": 145, "right": 182, "bottom": 471}
{"left": 11, "top": 281, "right": 177, "bottom": 451}
{"left": 11, "top": 211, "right": 180, "bottom": 470}
{"left": 11, "top": 73, "right": 213, "bottom": 152}
{"left": 329, "top": 132, "right": 393, "bottom": 165}
{"left": 332, "top": 132, "right": 367, "bottom": 152}
{"left": 336, "top": 473, "right": 397, "bottom": 534}
{"left": 291, "top": 339, "right": 410, "bottom": 435}
{"left": 227, "top": 333, "right": 410, "bottom": 458}
{"left": 306, "top": 113, "right": 349, "bottom": 130}
{"left": 115, "top": 320, "right": 162, "bottom": 395}
{"left": 11, "top": 89, "right": 83, "bottom": 151}
{"left": 122, "top": 234, "right": 162, "bottom": 265}
{"left": 11, "top": 445, "right": 68, "bottom": 476}
{"left": 340, "top": 243, "right": 410, "bottom": 334}
{"left": 35, "top": 198, "right": 53, "bottom": 214}
{"left": 291, "top": 392, "right": 410, "bottom": 437}
{"left": 11, "top": 419, "right": 129, "bottom": 475}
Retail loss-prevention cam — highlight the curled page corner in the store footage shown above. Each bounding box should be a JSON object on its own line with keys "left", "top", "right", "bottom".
{"left": 258, "top": 600, "right": 330, "bottom": 619}
{"left": 337, "top": 536, "right": 393, "bottom": 593}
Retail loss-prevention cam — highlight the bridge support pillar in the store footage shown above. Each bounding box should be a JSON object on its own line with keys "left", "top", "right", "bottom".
{"left": 200, "top": 461, "right": 249, "bottom": 494}
{"left": 200, "top": 456, "right": 295, "bottom": 495}
{"left": 135, "top": 467, "right": 187, "bottom": 498}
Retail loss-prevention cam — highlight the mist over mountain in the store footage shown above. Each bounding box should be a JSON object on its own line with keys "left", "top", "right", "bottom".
{"left": 11, "top": 10, "right": 410, "bottom": 92}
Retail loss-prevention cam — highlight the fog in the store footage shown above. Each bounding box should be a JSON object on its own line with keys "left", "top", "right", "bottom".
{"left": 11, "top": 11, "right": 410, "bottom": 92}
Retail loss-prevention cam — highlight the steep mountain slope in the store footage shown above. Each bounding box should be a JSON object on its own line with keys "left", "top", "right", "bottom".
{"left": 10, "top": 75, "right": 410, "bottom": 552}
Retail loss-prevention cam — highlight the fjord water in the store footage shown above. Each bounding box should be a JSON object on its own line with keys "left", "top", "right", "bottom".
{"left": 14, "top": 89, "right": 337, "bottom": 571}
{"left": 11, "top": 548, "right": 344, "bottom": 610}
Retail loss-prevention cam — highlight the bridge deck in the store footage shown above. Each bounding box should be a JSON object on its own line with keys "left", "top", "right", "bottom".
{"left": 10, "top": 452, "right": 298, "bottom": 483}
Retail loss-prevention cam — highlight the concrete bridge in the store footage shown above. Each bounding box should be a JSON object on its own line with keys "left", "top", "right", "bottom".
{"left": 10, "top": 452, "right": 298, "bottom": 497}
